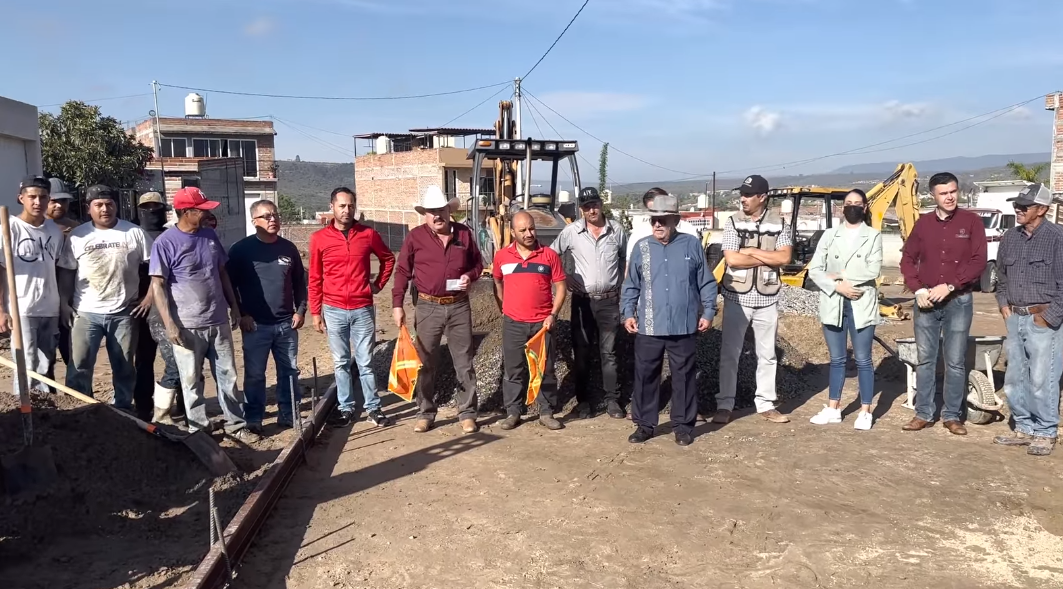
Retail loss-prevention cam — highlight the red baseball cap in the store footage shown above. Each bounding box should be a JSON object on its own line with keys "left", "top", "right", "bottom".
{"left": 172, "top": 187, "right": 220, "bottom": 211}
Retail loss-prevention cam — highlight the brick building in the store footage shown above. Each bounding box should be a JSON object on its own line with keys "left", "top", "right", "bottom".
{"left": 1047, "top": 92, "right": 1063, "bottom": 222}
{"left": 130, "top": 116, "right": 278, "bottom": 236}
{"left": 353, "top": 127, "right": 494, "bottom": 250}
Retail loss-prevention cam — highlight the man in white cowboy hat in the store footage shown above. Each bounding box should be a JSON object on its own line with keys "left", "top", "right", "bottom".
{"left": 392, "top": 185, "right": 485, "bottom": 433}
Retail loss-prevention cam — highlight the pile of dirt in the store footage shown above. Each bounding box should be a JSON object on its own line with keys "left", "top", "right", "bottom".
{"left": 371, "top": 284, "right": 825, "bottom": 415}
{"left": 0, "top": 392, "right": 260, "bottom": 589}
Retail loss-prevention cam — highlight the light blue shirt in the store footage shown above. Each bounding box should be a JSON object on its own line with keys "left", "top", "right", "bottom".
{"left": 621, "top": 232, "right": 717, "bottom": 337}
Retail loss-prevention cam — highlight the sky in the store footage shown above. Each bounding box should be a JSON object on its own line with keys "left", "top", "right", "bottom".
{"left": 3, "top": 0, "right": 1062, "bottom": 184}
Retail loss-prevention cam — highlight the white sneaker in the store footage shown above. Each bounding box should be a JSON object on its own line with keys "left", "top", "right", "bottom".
{"left": 810, "top": 405, "right": 842, "bottom": 425}
{"left": 854, "top": 411, "right": 873, "bottom": 431}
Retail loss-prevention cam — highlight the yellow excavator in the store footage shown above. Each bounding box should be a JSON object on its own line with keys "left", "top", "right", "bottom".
{"left": 465, "top": 100, "right": 581, "bottom": 273}
{"left": 709, "top": 162, "right": 920, "bottom": 319}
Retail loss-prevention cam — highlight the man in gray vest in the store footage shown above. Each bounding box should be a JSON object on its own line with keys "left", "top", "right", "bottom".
{"left": 714, "top": 174, "right": 793, "bottom": 424}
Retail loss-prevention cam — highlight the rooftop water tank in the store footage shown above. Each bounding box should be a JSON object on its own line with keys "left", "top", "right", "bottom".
{"left": 375, "top": 135, "right": 391, "bottom": 155}
{"left": 185, "top": 93, "right": 206, "bottom": 118}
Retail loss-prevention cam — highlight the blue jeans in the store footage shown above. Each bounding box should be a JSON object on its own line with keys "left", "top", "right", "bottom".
{"left": 1003, "top": 313, "right": 1063, "bottom": 439}
{"left": 242, "top": 321, "right": 300, "bottom": 424}
{"left": 913, "top": 292, "right": 973, "bottom": 422}
{"left": 170, "top": 323, "right": 246, "bottom": 434}
{"left": 322, "top": 305, "right": 380, "bottom": 413}
{"left": 66, "top": 311, "right": 137, "bottom": 410}
{"left": 13, "top": 315, "right": 58, "bottom": 395}
{"left": 822, "top": 299, "right": 876, "bottom": 405}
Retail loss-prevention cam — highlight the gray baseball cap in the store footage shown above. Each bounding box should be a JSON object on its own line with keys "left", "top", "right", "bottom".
{"left": 48, "top": 178, "right": 73, "bottom": 201}
{"left": 1009, "top": 183, "right": 1053, "bottom": 207}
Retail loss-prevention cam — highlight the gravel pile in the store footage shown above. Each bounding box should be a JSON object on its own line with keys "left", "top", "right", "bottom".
{"left": 776, "top": 285, "right": 821, "bottom": 317}
{"left": 367, "top": 287, "right": 822, "bottom": 416}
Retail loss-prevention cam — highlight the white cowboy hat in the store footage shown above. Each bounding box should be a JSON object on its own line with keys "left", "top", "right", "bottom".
{"left": 415, "top": 185, "right": 459, "bottom": 216}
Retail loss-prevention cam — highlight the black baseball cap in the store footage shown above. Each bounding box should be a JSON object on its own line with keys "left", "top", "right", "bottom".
{"left": 578, "top": 187, "right": 602, "bottom": 206}
{"left": 85, "top": 184, "right": 117, "bottom": 202}
{"left": 19, "top": 175, "right": 50, "bottom": 192}
{"left": 736, "top": 174, "right": 769, "bottom": 196}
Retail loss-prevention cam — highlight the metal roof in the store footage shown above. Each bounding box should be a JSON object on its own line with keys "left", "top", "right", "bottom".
{"left": 407, "top": 127, "right": 495, "bottom": 136}
{"left": 353, "top": 132, "right": 416, "bottom": 139}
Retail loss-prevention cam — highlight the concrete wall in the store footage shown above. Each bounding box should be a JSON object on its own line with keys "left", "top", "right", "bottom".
{"left": 0, "top": 96, "right": 43, "bottom": 210}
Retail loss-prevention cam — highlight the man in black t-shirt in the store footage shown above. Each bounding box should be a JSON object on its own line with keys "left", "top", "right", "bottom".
{"left": 227, "top": 199, "right": 308, "bottom": 433}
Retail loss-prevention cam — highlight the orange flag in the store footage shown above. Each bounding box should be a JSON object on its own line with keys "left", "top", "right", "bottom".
{"left": 524, "top": 326, "right": 549, "bottom": 406}
{"left": 387, "top": 325, "right": 422, "bottom": 402}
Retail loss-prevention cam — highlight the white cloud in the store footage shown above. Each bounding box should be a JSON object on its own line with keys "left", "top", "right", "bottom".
{"left": 533, "top": 91, "right": 649, "bottom": 119}
{"left": 744, "top": 106, "right": 782, "bottom": 135}
{"left": 1004, "top": 105, "right": 1033, "bottom": 120}
{"left": 244, "top": 16, "right": 276, "bottom": 36}
{"left": 881, "top": 99, "right": 928, "bottom": 120}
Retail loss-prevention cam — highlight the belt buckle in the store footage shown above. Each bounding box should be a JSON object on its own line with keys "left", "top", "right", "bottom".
{"left": 1013, "top": 306, "right": 1031, "bottom": 316}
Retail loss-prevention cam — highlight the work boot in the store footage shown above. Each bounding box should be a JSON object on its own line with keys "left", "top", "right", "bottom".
{"left": 460, "top": 418, "right": 479, "bottom": 434}
{"left": 575, "top": 402, "right": 592, "bottom": 419}
{"left": 760, "top": 409, "right": 790, "bottom": 423}
{"left": 1028, "top": 436, "right": 1056, "bottom": 457}
{"left": 413, "top": 418, "right": 433, "bottom": 433}
{"left": 606, "top": 401, "right": 626, "bottom": 419}
{"left": 712, "top": 409, "right": 732, "bottom": 424}
{"left": 902, "top": 416, "right": 934, "bottom": 431}
{"left": 539, "top": 411, "right": 563, "bottom": 431}
{"left": 993, "top": 431, "right": 1032, "bottom": 446}
{"left": 500, "top": 414, "right": 521, "bottom": 431}
{"left": 943, "top": 420, "right": 967, "bottom": 436}
{"left": 152, "top": 384, "right": 177, "bottom": 425}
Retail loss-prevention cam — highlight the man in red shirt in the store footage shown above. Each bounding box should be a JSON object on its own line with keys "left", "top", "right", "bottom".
{"left": 309, "top": 187, "right": 396, "bottom": 426}
{"left": 900, "top": 171, "right": 987, "bottom": 435}
{"left": 492, "top": 211, "right": 567, "bottom": 431}
{"left": 392, "top": 186, "right": 484, "bottom": 434}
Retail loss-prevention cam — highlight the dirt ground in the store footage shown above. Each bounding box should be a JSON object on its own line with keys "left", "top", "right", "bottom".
{"left": 4, "top": 272, "right": 1063, "bottom": 589}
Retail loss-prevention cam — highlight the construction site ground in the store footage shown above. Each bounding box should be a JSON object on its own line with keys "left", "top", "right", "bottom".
{"left": 3, "top": 273, "right": 1063, "bottom": 589}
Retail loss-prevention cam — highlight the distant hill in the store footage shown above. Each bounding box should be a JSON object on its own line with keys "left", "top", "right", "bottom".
{"left": 276, "top": 160, "right": 353, "bottom": 213}
{"left": 830, "top": 153, "right": 1050, "bottom": 175}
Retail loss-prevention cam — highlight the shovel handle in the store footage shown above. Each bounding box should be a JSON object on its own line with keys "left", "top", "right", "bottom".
{"left": 1, "top": 207, "right": 32, "bottom": 423}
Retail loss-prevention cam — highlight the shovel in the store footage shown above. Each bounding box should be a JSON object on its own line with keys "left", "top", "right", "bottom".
{"left": 0, "top": 355, "right": 238, "bottom": 477}
{"left": 0, "top": 206, "right": 58, "bottom": 496}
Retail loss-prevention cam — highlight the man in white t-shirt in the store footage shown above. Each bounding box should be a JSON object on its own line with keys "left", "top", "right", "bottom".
{"left": 63, "top": 185, "right": 153, "bottom": 412}
{"left": 625, "top": 187, "right": 701, "bottom": 260}
{"left": 0, "top": 175, "right": 77, "bottom": 395}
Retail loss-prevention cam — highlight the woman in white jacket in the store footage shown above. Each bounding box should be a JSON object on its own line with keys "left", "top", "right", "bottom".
{"left": 807, "top": 189, "right": 883, "bottom": 430}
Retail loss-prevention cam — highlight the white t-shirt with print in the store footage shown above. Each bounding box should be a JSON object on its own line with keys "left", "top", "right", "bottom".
{"left": 0, "top": 217, "right": 76, "bottom": 317}
{"left": 66, "top": 220, "right": 153, "bottom": 315}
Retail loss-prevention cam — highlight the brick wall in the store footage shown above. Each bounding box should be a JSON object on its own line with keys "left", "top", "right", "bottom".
{"left": 354, "top": 149, "right": 443, "bottom": 227}
{"left": 1048, "top": 93, "right": 1063, "bottom": 194}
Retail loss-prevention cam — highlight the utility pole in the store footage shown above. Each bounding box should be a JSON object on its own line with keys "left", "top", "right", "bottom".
{"left": 711, "top": 171, "right": 717, "bottom": 229}
{"left": 151, "top": 80, "right": 167, "bottom": 197}
{"left": 513, "top": 77, "right": 524, "bottom": 207}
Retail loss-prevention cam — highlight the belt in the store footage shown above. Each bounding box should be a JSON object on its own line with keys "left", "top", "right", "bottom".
{"left": 418, "top": 292, "right": 468, "bottom": 305}
{"left": 573, "top": 289, "right": 618, "bottom": 300}
{"left": 1010, "top": 303, "right": 1049, "bottom": 316}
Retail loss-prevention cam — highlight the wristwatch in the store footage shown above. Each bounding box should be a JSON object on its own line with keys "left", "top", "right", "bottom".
{"left": 947, "top": 284, "right": 955, "bottom": 292}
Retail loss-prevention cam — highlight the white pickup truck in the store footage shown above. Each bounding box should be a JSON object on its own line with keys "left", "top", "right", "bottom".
{"left": 972, "top": 180, "right": 1026, "bottom": 293}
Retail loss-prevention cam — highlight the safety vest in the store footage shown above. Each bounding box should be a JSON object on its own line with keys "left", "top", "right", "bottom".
{"left": 721, "top": 209, "right": 785, "bottom": 296}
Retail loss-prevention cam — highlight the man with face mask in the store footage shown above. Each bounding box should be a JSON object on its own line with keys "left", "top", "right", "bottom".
{"left": 47, "top": 178, "right": 78, "bottom": 368}
{"left": 392, "top": 185, "right": 484, "bottom": 433}
{"left": 992, "top": 184, "right": 1063, "bottom": 456}
{"left": 715, "top": 175, "right": 793, "bottom": 424}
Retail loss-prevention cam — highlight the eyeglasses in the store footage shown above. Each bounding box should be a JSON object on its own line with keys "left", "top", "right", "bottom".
{"left": 254, "top": 213, "right": 280, "bottom": 221}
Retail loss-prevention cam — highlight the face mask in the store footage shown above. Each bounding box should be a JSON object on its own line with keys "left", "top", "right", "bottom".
{"left": 843, "top": 205, "right": 864, "bottom": 224}
{"left": 139, "top": 208, "right": 168, "bottom": 229}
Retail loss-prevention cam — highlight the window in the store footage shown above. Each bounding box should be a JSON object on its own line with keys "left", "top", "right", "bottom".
{"left": 160, "top": 138, "right": 187, "bottom": 157}
{"left": 239, "top": 140, "right": 258, "bottom": 178}
{"left": 193, "top": 138, "right": 222, "bottom": 158}
{"left": 189, "top": 138, "right": 259, "bottom": 177}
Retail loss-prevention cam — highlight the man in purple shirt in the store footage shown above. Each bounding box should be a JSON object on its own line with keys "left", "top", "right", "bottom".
{"left": 899, "top": 171, "right": 988, "bottom": 436}
{"left": 150, "top": 187, "right": 258, "bottom": 442}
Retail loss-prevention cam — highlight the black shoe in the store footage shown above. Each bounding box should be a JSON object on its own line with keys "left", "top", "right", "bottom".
{"left": 606, "top": 401, "right": 626, "bottom": 419}
{"left": 539, "top": 412, "right": 563, "bottom": 431}
{"left": 628, "top": 428, "right": 653, "bottom": 444}
{"left": 575, "top": 402, "right": 592, "bottom": 419}
{"left": 675, "top": 432, "right": 693, "bottom": 446}
{"left": 500, "top": 414, "right": 521, "bottom": 430}
{"left": 367, "top": 409, "right": 392, "bottom": 427}
{"left": 330, "top": 408, "right": 355, "bottom": 426}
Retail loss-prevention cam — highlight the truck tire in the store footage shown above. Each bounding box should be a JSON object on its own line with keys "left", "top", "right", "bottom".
{"left": 980, "top": 261, "right": 997, "bottom": 293}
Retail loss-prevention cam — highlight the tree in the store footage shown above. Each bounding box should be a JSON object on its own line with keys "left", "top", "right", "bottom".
{"left": 39, "top": 101, "right": 153, "bottom": 189}
{"left": 1006, "top": 161, "right": 1049, "bottom": 184}
{"left": 295, "top": 154, "right": 301, "bottom": 162}
{"left": 598, "top": 142, "right": 609, "bottom": 194}
{"left": 278, "top": 194, "right": 302, "bottom": 221}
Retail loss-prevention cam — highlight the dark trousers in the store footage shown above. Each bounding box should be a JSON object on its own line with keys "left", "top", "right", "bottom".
{"left": 134, "top": 316, "right": 157, "bottom": 417}
{"left": 412, "top": 298, "right": 478, "bottom": 421}
{"left": 570, "top": 293, "right": 620, "bottom": 403}
{"left": 57, "top": 322, "right": 71, "bottom": 366}
{"left": 502, "top": 315, "right": 557, "bottom": 415}
{"left": 632, "top": 332, "right": 698, "bottom": 436}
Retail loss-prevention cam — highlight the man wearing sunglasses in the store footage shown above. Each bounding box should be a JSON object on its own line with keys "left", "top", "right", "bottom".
{"left": 992, "top": 183, "right": 1063, "bottom": 457}
{"left": 227, "top": 200, "right": 308, "bottom": 433}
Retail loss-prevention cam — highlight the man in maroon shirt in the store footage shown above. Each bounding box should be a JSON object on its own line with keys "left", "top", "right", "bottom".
{"left": 392, "top": 185, "right": 484, "bottom": 434}
{"left": 900, "top": 172, "right": 987, "bottom": 435}
{"left": 493, "top": 211, "right": 567, "bottom": 431}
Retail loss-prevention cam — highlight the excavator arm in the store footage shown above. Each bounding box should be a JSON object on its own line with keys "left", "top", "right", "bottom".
{"left": 863, "top": 162, "right": 920, "bottom": 319}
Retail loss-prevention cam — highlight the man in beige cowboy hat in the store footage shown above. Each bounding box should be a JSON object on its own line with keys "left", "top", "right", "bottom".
{"left": 392, "top": 185, "right": 485, "bottom": 433}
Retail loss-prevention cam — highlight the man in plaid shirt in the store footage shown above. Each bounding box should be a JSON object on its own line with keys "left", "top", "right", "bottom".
{"left": 714, "top": 175, "right": 793, "bottom": 424}
{"left": 992, "top": 183, "right": 1063, "bottom": 457}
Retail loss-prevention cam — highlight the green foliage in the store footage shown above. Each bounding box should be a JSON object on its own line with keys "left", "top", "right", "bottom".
{"left": 276, "top": 160, "right": 353, "bottom": 213}
{"left": 601, "top": 205, "right": 614, "bottom": 220}
{"left": 39, "top": 101, "right": 153, "bottom": 189}
{"left": 598, "top": 142, "right": 609, "bottom": 194}
{"left": 278, "top": 193, "right": 302, "bottom": 221}
{"left": 1006, "top": 161, "right": 1049, "bottom": 184}
{"left": 618, "top": 209, "right": 633, "bottom": 232}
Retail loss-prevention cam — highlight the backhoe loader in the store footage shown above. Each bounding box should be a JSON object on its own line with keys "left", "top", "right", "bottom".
{"left": 710, "top": 163, "right": 920, "bottom": 319}
{"left": 465, "top": 100, "right": 581, "bottom": 273}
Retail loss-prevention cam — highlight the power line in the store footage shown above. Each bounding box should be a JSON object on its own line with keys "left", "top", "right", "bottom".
{"left": 157, "top": 81, "right": 510, "bottom": 101}
{"left": 271, "top": 116, "right": 355, "bottom": 159}
{"left": 524, "top": 101, "right": 573, "bottom": 183}
{"left": 525, "top": 95, "right": 615, "bottom": 186}
{"left": 39, "top": 93, "right": 153, "bottom": 108}
{"left": 522, "top": 0, "right": 591, "bottom": 81}
{"left": 524, "top": 89, "right": 703, "bottom": 177}
{"left": 439, "top": 86, "right": 511, "bottom": 128}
